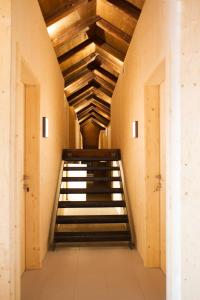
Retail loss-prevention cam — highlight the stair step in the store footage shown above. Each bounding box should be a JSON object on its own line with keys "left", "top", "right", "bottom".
{"left": 63, "top": 166, "right": 120, "bottom": 171}
{"left": 54, "top": 231, "right": 130, "bottom": 243}
{"left": 60, "top": 188, "right": 123, "bottom": 194}
{"left": 62, "top": 176, "right": 121, "bottom": 182}
{"left": 62, "top": 149, "right": 121, "bottom": 161}
{"left": 56, "top": 215, "right": 128, "bottom": 224}
{"left": 58, "top": 200, "right": 126, "bottom": 208}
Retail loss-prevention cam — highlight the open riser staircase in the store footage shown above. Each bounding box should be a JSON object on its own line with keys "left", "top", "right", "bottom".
{"left": 49, "top": 149, "right": 134, "bottom": 248}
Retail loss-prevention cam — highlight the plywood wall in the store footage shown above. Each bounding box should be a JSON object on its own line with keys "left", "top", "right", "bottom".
{"left": 12, "top": 0, "right": 69, "bottom": 262}
{"left": 180, "top": 1, "right": 200, "bottom": 298}
{"left": 111, "top": 0, "right": 173, "bottom": 262}
{"left": 0, "top": 1, "right": 13, "bottom": 299}
{"left": 0, "top": 0, "right": 70, "bottom": 298}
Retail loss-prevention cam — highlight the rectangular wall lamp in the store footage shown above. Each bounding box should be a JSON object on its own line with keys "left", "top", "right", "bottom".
{"left": 42, "top": 117, "right": 49, "bottom": 138}
{"left": 132, "top": 121, "right": 138, "bottom": 138}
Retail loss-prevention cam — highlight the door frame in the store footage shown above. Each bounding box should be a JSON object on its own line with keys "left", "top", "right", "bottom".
{"left": 17, "top": 58, "right": 41, "bottom": 271}
{"left": 144, "top": 60, "right": 167, "bottom": 268}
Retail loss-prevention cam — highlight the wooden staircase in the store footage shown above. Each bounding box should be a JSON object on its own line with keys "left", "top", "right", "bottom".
{"left": 49, "top": 149, "right": 134, "bottom": 248}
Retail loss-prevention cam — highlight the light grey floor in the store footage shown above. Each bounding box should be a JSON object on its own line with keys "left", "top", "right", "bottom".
{"left": 21, "top": 247, "right": 166, "bottom": 300}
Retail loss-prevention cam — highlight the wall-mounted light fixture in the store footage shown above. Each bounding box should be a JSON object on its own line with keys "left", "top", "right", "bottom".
{"left": 42, "top": 117, "right": 49, "bottom": 138}
{"left": 132, "top": 121, "right": 138, "bottom": 138}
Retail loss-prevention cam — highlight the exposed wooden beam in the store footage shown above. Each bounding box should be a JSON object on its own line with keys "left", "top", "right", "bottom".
{"left": 58, "top": 39, "right": 94, "bottom": 64}
{"left": 78, "top": 109, "right": 110, "bottom": 125}
{"left": 74, "top": 95, "right": 110, "bottom": 113}
{"left": 106, "top": 0, "right": 141, "bottom": 20}
{"left": 68, "top": 81, "right": 99, "bottom": 101}
{"left": 53, "top": 16, "right": 101, "bottom": 48}
{"left": 89, "top": 80, "right": 113, "bottom": 98}
{"left": 65, "top": 68, "right": 91, "bottom": 86}
{"left": 77, "top": 104, "right": 110, "bottom": 119}
{"left": 95, "top": 43, "right": 124, "bottom": 66}
{"left": 62, "top": 53, "right": 97, "bottom": 78}
{"left": 96, "top": 18, "right": 131, "bottom": 44}
{"left": 94, "top": 88, "right": 112, "bottom": 103}
{"left": 94, "top": 74, "right": 115, "bottom": 92}
{"left": 79, "top": 111, "right": 109, "bottom": 126}
{"left": 92, "top": 95, "right": 111, "bottom": 108}
{"left": 96, "top": 53, "right": 121, "bottom": 74}
{"left": 65, "top": 71, "right": 94, "bottom": 95}
{"left": 93, "top": 67, "right": 117, "bottom": 85}
{"left": 46, "top": 0, "right": 88, "bottom": 26}
{"left": 80, "top": 117, "right": 106, "bottom": 129}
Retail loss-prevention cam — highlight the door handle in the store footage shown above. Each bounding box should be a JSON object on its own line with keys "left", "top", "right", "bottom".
{"left": 23, "top": 183, "right": 30, "bottom": 192}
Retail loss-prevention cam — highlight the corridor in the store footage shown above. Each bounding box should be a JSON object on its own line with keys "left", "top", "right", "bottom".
{"left": 21, "top": 247, "right": 165, "bottom": 300}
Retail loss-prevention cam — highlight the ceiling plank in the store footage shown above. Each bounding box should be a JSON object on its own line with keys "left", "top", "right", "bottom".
{"left": 106, "top": 0, "right": 141, "bottom": 20}
{"left": 92, "top": 95, "right": 111, "bottom": 108}
{"left": 74, "top": 95, "right": 110, "bottom": 113}
{"left": 96, "top": 18, "right": 131, "bottom": 44}
{"left": 94, "top": 36, "right": 125, "bottom": 61}
{"left": 77, "top": 103, "right": 110, "bottom": 119}
{"left": 79, "top": 111, "right": 110, "bottom": 126}
{"left": 62, "top": 53, "right": 97, "bottom": 78}
{"left": 46, "top": 0, "right": 88, "bottom": 26}
{"left": 58, "top": 38, "right": 94, "bottom": 63}
{"left": 65, "top": 71, "right": 94, "bottom": 95}
{"left": 96, "top": 53, "right": 122, "bottom": 74}
{"left": 78, "top": 109, "right": 110, "bottom": 124}
{"left": 67, "top": 82, "right": 98, "bottom": 101}
{"left": 94, "top": 74, "right": 115, "bottom": 92}
{"left": 80, "top": 117, "right": 106, "bottom": 129}
{"left": 53, "top": 16, "right": 101, "bottom": 48}
{"left": 76, "top": 99, "right": 110, "bottom": 115}
{"left": 93, "top": 67, "right": 117, "bottom": 85}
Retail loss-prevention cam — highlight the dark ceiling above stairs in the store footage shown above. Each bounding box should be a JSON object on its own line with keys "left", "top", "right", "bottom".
{"left": 38, "top": 0, "right": 145, "bottom": 131}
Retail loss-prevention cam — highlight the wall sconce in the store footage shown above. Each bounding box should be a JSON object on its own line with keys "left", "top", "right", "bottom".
{"left": 132, "top": 121, "right": 138, "bottom": 138}
{"left": 42, "top": 117, "right": 49, "bottom": 138}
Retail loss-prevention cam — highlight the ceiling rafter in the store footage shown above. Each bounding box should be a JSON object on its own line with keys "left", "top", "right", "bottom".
{"left": 80, "top": 117, "right": 106, "bottom": 130}
{"left": 38, "top": 0, "right": 144, "bottom": 129}
{"left": 45, "top": 0, "right": 88, "bottom": 26}
{"left": 77, "top": 103, "right": 110, "bottom": 119}
{"left": 94, "top": 74, "right": 115, "bottom": 92}
{"left": 106, "top": 0, "right": 141, "bottom": 20}
{"left": 52, "top": 15, "right": 101, "bottom": 48}
{"left": 62, "top": 53, "right": 98, "bottom": 78}
{"left": 79, "top": 111, "right": 110, "bottom": 126}
{"left": 78, "top": 109, "right": 110, "bottom": 125}
{"left": 96, "top": 18, "right": 131, "bottom": 44}
{"left": 74, "top": 94, "right": 111, "bottom": 113}
{"left": 58, "top": 38, "right": 95, "bottom": 64}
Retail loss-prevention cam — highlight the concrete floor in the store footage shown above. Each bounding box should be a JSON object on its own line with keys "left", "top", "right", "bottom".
{"left": 21, "top": 247, "right": 166, "bottom": 300}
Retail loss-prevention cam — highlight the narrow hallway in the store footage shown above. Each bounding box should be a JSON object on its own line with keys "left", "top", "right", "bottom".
{"left": 22, "top": 247, "right": 165, "bottom": 300}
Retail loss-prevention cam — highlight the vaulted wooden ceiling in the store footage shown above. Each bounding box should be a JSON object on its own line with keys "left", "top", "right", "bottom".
{"left": 38, "top": 0, "right": 144, "bottom": 130}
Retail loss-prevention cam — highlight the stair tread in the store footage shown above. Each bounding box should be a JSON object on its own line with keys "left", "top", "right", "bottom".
{"left": 63, "top": 166, "right": 120, "bottom": 171}
{"left": 58, "top": 200, "right": 126, "bottom": 208}
{"left": 56, "top": 215, "right": 128, "bottom": 224}
{"left": 54, "top": 230, "right": 130, "bottom": 242}
{"left": 64, "top": 157, "right": 118, "bottom": 161}
{"left": 62, "top": 149, "right": 121, "bottom": 161}
{"left": 62, "top": 176, "right": 121, "bottom": 182}
{"left": 60, "top": 188, "right": 123, "bottom": 194}
{"left": 55, "top": 231, "right": 130, "bottom": 236}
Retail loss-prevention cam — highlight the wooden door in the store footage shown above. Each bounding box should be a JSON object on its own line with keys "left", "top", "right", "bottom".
{"left": 24, "top": 85, "right": 41, "bottom": 270}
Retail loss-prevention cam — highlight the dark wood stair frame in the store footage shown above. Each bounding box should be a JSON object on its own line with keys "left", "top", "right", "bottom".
{"left": 49, "top": 149, "right": 135, "bottom": 249}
